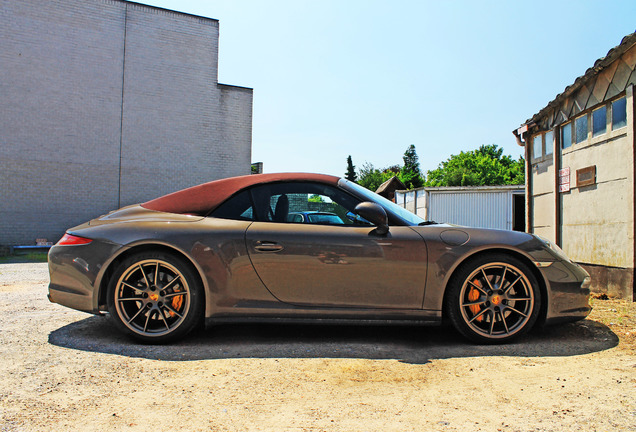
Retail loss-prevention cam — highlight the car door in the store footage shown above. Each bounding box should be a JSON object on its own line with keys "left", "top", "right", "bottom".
{"left": 244, "top": 182, "right": 428, "bottom": 309}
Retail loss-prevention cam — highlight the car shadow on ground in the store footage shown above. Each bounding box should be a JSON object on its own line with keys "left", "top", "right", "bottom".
{"left": 48, "top": 316, "right": 619, "bottom": 364}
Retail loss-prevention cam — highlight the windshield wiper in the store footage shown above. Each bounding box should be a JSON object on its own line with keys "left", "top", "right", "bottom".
{"left": 418, "top": 220, "right": 438, "bottom": 226}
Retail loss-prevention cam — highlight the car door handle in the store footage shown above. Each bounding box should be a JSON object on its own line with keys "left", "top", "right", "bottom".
{"left": 253, "top": 241, "right": 284, "bottom": 253}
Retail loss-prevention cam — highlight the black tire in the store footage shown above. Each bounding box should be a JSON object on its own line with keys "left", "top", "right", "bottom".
{"left": 446, "top": 253, "right": 541, "bottom": 344}
{"left": 107, "top": 251, "right": 204, "bottom": 344}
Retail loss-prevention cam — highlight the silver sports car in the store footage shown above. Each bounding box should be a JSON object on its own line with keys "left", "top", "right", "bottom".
{"left": 48, "top": 173, "right": 591, "bottom": 344}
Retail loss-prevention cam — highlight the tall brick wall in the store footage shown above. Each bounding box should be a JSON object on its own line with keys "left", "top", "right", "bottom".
{"left": 0, "top": 0, "right": 252, "bottom": 245}
{"left": 218, "top": 84, "right": 254, "bottom": 182}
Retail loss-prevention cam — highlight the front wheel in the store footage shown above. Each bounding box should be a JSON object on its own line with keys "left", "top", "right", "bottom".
{"left": 446, "top": 254, "right": 541, "bottom": 344}
{"left": 107, "top": 252, "right": 203, "bottom": 343}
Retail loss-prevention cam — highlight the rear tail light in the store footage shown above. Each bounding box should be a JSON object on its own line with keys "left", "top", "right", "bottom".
{"left": 57, "top": 233, "right": 93, "bottom": 246}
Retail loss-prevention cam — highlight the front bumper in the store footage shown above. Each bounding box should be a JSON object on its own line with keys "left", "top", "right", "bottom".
{"left": 541, "top": 259, "right": 591, "bottom": 325}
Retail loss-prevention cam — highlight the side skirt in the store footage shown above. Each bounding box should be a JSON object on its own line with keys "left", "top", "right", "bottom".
{"left": 205, "top": 310, "right": 442, "bottom": 327}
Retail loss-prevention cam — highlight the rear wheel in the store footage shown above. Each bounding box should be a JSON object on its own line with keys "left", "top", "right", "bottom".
{"left": 446, "top": 254, "right": 541, "bottom": 344}
{"left": 107, "top": 252, "right": 203, "bottom": 343}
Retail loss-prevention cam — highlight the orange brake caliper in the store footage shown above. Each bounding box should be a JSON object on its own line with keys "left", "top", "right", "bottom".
{"left": 169, "top": 289, "right": 184, "bottom": 317}
{"left": 468, "top": 279, "right": 483, "bottom": 322}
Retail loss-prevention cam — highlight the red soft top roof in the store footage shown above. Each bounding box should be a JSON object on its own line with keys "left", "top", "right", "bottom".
{"left": 141, "top": 172, "right": 340, "bottom": 215}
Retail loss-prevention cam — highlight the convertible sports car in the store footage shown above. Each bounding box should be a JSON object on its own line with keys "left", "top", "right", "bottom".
{"left": 48, "top": 173, "right": 591, "bottom": 344}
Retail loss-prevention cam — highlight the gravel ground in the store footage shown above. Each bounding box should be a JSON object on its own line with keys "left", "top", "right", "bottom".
{"left": 0, "top": 261, "right": 635, "bottom": 432}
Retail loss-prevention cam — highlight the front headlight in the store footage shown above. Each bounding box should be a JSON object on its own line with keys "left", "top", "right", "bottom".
{"left": 581, "top": 276, "right": 591, "bottom": 290}
{"left": 534, "top": 235, "right": 572, "bottom": 263}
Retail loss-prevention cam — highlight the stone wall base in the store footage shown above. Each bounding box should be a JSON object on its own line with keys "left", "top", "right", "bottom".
{"left": 579, "top": 263, "right": 634, "bottom": 301}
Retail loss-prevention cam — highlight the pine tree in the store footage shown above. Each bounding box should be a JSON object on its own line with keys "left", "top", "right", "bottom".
{"left": 345, "top": 155, "right": 357, "bottom": 182}
{"left": 399, "top": 145, "right": 423, "bottom": 189}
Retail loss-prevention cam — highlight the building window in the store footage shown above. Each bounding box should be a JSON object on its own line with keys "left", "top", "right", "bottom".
{"left": 545, "top": 130, "right": 553, "bottom": 156}
{"left": 592, "top": 106, "right": 607, "bottom": 137}
{"left": 532, "top": 134, "right": 542, "bottom": 160}
{"left": 561, "top": 122, "right": 572, "bottom": 149}
{"left": 575, "top": 114, "right": 588, "bottom": 144}
{"left": 612, "top": 96, "right": 627, "bottom": 130}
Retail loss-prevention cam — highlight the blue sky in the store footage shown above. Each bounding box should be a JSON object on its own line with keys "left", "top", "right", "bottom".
{"left": 143, "top": 0, "right": 635, "bottom": 177}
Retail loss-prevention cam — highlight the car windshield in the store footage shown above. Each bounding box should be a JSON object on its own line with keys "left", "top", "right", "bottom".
{"left": 340, "top": 179, "right": 426, "bottom": 226}
{"left": 306, "top": 213, "right": 344, "bottom": 224}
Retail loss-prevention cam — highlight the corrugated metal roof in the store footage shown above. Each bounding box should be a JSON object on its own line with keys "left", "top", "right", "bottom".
{"left": 520, "top": 31, "right": 636, "bottom": 127}
{"left": 396, "top": 184, "right": 523, "bottom": 193}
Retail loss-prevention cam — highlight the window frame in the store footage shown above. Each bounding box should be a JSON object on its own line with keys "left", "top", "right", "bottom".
{"left": 592, "top": 105, "right": 607, "bottom": 137}
{"left": 574, "top": 113, "right": 589, "bottom": 144}
{"left": 208, "top": 190, "right": 255, "bottom": 221}
{"left": 552, "top": 94, "right": 628, "bottom": 153}
{"left": 530, "top": 130, "right": 556, "bottom": 163}
{"left": 211, "top": 181, "right": 373, "bottom": 227}
{"left": 611, "top": 96, "right": 627, "bottom": 130}
{"left": 544, "top": 130, "right": 554, "bottom": 156}
{"left": 532, "top": 134, "right": 543, "bottom": 161}
{"left": 561, "top": 122, "right": 572, "bottom": 149}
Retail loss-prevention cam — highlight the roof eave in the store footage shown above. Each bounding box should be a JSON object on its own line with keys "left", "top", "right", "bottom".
{"left": 516, "top": 31, "right": 636, "bottom": 133}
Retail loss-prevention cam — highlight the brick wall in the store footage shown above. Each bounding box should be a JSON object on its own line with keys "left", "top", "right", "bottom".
{"left": 0, "top": 0, "right": 252, "bottom": 245}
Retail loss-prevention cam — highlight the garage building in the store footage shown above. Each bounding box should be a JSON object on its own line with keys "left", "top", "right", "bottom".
{"left": 513, "top": 32, "right": 636, "bottom": 300}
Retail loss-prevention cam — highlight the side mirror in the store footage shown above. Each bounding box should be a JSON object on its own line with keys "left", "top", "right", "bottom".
{"left": 354, "top": 202, "right": 389, "bottom": 235}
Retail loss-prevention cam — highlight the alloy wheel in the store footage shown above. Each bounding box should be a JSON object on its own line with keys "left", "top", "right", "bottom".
{"left": 458, "top": 262, "right": 535, "bottom": 340}
{"left": 113, "top": 259, "right": 191, "bottom": 337}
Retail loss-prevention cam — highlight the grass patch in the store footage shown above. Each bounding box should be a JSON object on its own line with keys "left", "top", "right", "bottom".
{"left": 0, "top": 251, "right": 49, "bottom": 263}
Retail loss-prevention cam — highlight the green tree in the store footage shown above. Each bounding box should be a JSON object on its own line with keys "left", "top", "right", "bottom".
{"left": 424, "top": 144, "right": 524, "bottom": 187}
{"left": 356, "top": 145, "right": 426, "bottom": 191}
{"left": 345, "top": 155, "right": 357, "bottom": 182}
{"left": 308, "top": 194, "right": 325, "bottom": 203}
{"left": 398, "top": 144, "right": 424, "bottom": 189}
{"left": 357, "top": 163, "right": 395, "bottom": 191}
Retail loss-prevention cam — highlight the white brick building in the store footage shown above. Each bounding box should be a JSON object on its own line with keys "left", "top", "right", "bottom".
{"left": 0, "top": 0, "right": 253, "bottom": 245}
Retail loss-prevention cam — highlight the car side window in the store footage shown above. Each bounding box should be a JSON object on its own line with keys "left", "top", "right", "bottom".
{"left": 250, "top": 182, "right": 372, "bottom": 226}
{"left": 282, "top": 192, "right": 347, "bottom": 225}
{"left": 209, "top": 190, "right": 254, "bottom": 221}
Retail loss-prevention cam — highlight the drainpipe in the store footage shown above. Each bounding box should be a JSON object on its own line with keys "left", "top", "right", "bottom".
{"left": 630, "top": 85, "right": 635, "bottom": 300}
{"left": 513, "top": 124, "right": 529, "bottom": 147}
{"left": 512, "top": 123, "right": 534, "bottom": 234}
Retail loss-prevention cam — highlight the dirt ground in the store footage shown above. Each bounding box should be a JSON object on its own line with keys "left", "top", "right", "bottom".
{"left": 0, "top": 261, "right": 635, "bottom": 432}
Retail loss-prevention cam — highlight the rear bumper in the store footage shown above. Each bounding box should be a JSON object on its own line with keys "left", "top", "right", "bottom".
{"left": 48, "top": 283, "right": 98, "bottom": 314}
{"left": 48, "top": 239, "right": 121, "bottom": 314}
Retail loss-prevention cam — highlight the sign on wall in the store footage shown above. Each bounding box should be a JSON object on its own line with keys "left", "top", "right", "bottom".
{"left": 576, "top": 166, "right": 597, "bottom": 188}
{"left": 559, "top": 167, "right": 570, "bottom": 193}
